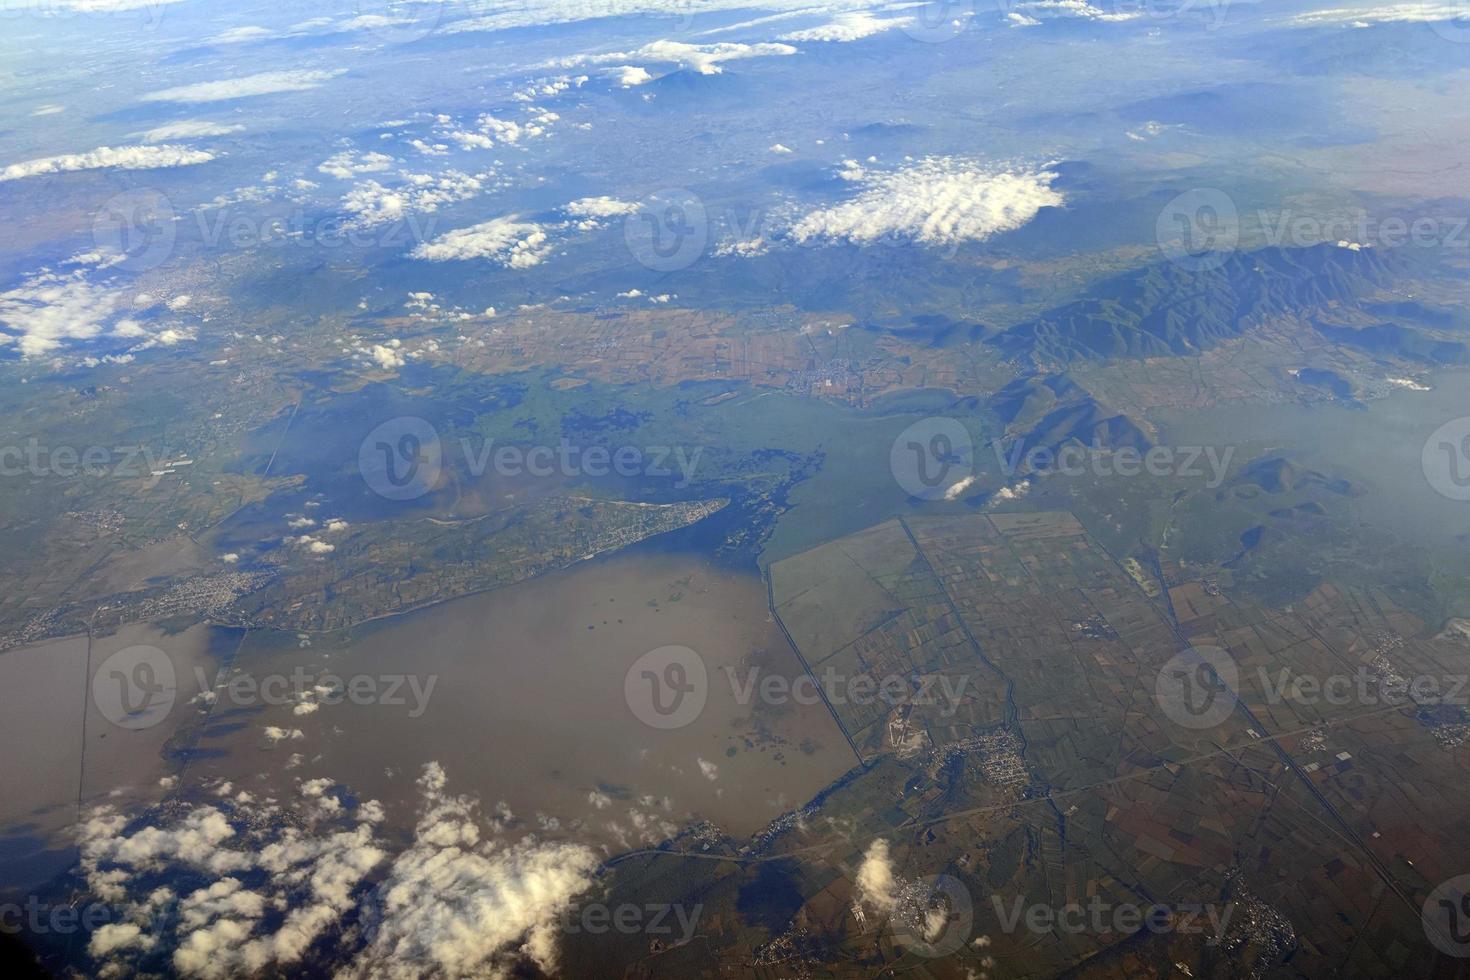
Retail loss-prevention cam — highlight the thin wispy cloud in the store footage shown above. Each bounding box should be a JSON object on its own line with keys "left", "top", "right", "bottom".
{"left": 1289, "top": 2, "right": 1470, "bottom": 26}
{"left": 143, "top": 69, "right": 347, "bottom": 104}
{"left": 136, "top": 121, "right": 245, "bottom": 143}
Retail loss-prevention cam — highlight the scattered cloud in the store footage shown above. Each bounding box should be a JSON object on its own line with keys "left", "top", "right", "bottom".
{"left": 341, "top": 171, "right": 486, "bottom": 228}
{"left": 369, "top": 341, "right": 406, "bottom": 370}
{"left": 564, "top": 196, "right": 637, "bottom": 229}
{"left": 441, "top": 109, "right": 559, "bottom": 151}
{"left": 989, "top": 480, "right": 1031, "bottom": 504}
{"left": 0, "top": 270, "right": 122, "bottom": 357}
{"left": 565, "top": 196, "right": 638, "bottom": 218}
{"left": 347, "top": 765, "right": 599, "bottom": 979}
{"left": 411, "top": 217, "right": 552, "bottom": 267}
{"left": 943, "top": 475, "right": 977, "bottom": 500}
{"left": 318, "top": 150, "right": 396, "bottom": 180}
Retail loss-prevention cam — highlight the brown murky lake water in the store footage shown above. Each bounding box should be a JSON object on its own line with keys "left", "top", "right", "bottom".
{"left": 178, "top": 551, "right": 857, "bottom": 853}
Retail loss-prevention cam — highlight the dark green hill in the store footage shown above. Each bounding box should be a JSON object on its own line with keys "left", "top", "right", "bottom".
{"left": 1315, "top": 321, "right": 1469, "bottom": 365}
{"left": 991, "top": 243, "right": 1402, "bottom": 364}
{"left": 1219, "top": 455, "right": 1362, "bottom": 500}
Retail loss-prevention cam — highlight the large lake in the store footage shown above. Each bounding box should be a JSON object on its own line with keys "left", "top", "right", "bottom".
{"left": 177, "top": 550, "right": 858, "bottom": 852}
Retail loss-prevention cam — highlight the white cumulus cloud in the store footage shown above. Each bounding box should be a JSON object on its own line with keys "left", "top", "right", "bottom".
{"left": 564, "top": 196, "right": 638, "bottom": 229}
{"left": 318, "top": 150, "right": 396, "bottom": 180}
{"left": 0, "top": 144, "right": 214, "bottom": 182}
{"left": 560, "top": 40, "right": 798, "bottom": 76}
{"left": 77, "top": 764, "right": 599, "bottom": 978}
{"left": 856, "top": 839, "right": 898, "bottom": 911}
{"left": 788, "top": 157, "right": 1063, "bottom": 248}
{"left": 341, "top": 171, "right": 486, "bottom": 228}
{"left": 606, "top": 65, "right": 654, "bottom": 87}
{"left": 411, "top": 217, "right": 552, "bottom": 268}
{"left": 345, "top": 763, "right": 600, "bottom": 979}
{"left": 778, "top": 11, "right": 913, "bottom": 41}
{"left": 565, "top": 195, "right": 638, "bottom": 218}
{"left": 0, "top": 270, "right": 123, "bottom": 356}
